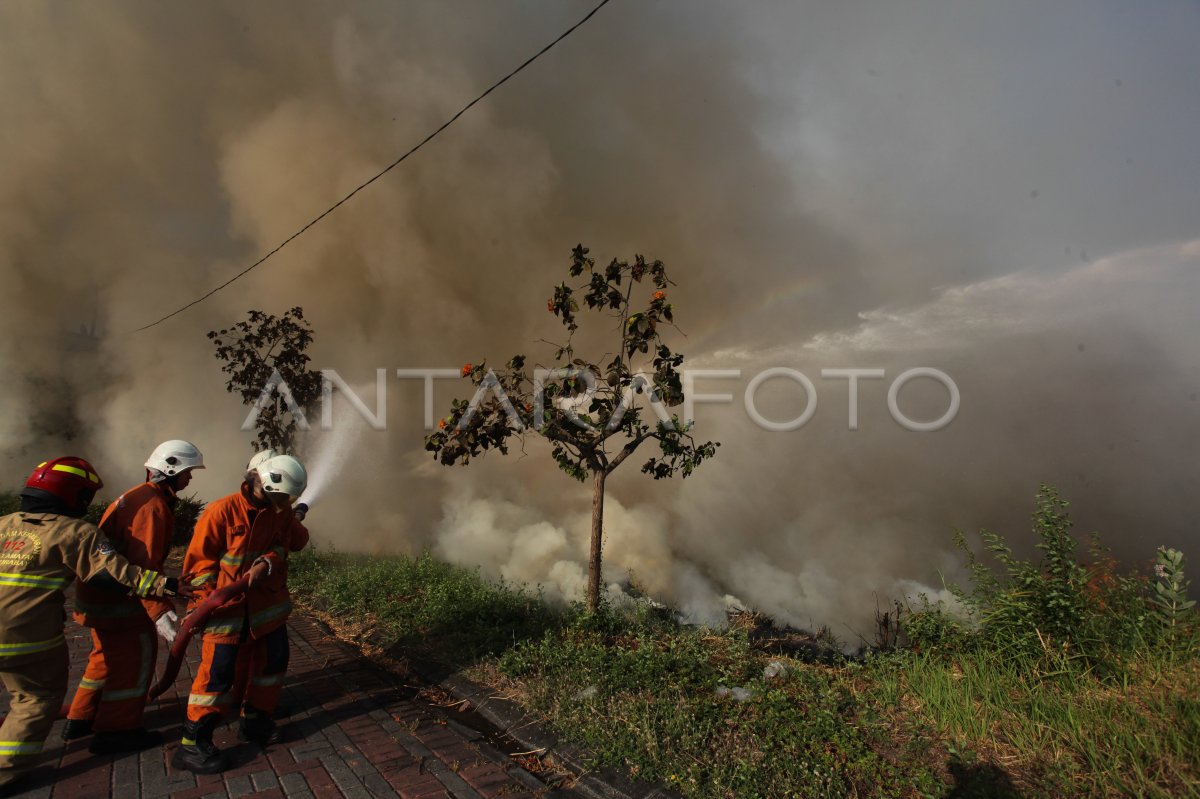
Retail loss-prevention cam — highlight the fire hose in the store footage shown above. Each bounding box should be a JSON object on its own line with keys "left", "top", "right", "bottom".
{"left": 147, "top": 574, "right": 251, "bottom": 699}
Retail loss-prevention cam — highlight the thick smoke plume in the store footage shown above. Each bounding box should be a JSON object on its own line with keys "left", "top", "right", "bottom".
{"left": 2, "top": 1, "right": 1197, "bottom": 637}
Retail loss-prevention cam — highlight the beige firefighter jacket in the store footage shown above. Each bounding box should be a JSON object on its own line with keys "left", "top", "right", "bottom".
{"left": 0, "top": 511, "right": 175, "bottom": 660}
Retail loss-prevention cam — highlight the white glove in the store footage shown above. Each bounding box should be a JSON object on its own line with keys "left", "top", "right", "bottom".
{"left": 156, "top": 610, "right": 179, "bottom": 645}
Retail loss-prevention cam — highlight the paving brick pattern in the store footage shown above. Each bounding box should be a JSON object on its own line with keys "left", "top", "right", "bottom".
{"left": 2, "top": 612, "right": 557, "bottom": 798}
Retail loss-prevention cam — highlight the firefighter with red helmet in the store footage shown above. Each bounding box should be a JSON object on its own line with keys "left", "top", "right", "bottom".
{"left": 63, "top": 440, "right": 205, "bottom": 754}
{"left": 172, "top": 454, "right": 309, "bottom": 774}
{"left": 0, "top": 457, "right": 192, "bottom": 795}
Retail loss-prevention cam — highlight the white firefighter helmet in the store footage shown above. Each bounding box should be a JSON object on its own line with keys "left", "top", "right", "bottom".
{"left": 255, "top": 454, "right": 307, "bottom": 500}
{"left": 247, "top": 448, "right": 279, "bottom": 471}
{"left": 145, "top": 440, "right": 205, "bottom": 478}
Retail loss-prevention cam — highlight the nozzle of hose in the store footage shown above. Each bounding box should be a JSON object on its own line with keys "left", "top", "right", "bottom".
{"left": 294, "top": 502, "right": 309, "bottom": 521}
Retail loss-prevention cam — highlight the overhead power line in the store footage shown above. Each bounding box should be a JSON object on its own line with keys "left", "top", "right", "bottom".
{"left": 136, "top": 0, "right": 614, "bottom": 332}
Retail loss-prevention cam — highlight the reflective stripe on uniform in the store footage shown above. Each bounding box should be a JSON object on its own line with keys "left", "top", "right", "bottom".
{"left": 220, "top": 550, "right": 263, "bottom": 567}
{"left": 0, "top": 741, "right": 44, "bottom": 756}
{"left": 79, "top": 676, "right": 106, "bottom": 691}
{"left": 134, "top": 570, "right": 159, "bottom": 597}
{"left": 0, "top": 635, "right": 65, "bottom": 657}
{"left": 190, "top": 572, "right": 217, "bottom": 586}
{"left": 250, "top": 602, "right": 292, "bottom": 628}
{"left": 0, "top": 572, "right": 69, "bottom": 591}
{"left": 187, "top": 693, "right": 231, "bottom": 707}
{"left": 203, "top": 617, "right": 244, "bottom": 635}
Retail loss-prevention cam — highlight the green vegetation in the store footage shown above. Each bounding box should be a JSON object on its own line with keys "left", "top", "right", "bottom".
{"left": 208, "top": 306, "right": 324, "bottom": 453}
{"left": 288, "top": 486, "right": 1200, "bottom": 798}
{"left": 170, "top": 495, "right": 205, "bottom": 545}
{"left": 288, "top": 547, "right": 560, "bottom": 665}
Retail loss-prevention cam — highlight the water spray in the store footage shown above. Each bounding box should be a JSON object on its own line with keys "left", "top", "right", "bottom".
{"left": 296, "top": 396, "right": 366, "bottom": 511}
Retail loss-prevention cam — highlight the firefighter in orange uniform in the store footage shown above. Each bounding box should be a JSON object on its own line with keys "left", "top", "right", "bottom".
{"left": 171, "top": 453, "right": 308, "bottom": 774}
{"left": 64, "top": 440, "right": 205, "bottom": 754}
{"left": 0, "top": 457, "right": 192, "bottom": 797}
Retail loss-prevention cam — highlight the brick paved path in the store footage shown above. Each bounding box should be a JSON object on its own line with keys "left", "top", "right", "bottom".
{"left": 2, "top": 612, "right": 564, "bottom": 799}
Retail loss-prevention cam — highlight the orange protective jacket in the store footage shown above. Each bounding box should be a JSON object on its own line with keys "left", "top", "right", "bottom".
{"left": 182, "top": 484, "right": 308, "bottom": 640}
{"left": 73, "top": 482, "right": 178, "bottom": 630}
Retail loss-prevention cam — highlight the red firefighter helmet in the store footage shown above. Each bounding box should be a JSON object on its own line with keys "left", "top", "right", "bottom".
{"left": 23, "top": 456, "right": 104, "bottom": 513}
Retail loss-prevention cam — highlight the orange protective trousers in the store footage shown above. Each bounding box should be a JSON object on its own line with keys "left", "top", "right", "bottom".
{"left": 185, "top": 624, "right": 289, "bottom": 724}
{"left": 66, "top": 627, "right": 157, "bottom": 732}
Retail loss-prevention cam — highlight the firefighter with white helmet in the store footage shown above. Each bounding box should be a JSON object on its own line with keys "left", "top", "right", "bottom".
{"left": 0, "top": 457, "right": 191, "bottom": 795}
{"left": 173, "top": 452, "right": 310, "bottom": 773}
{"left": 246, "top": 449, "right": 310, "bottom": 521}
{"left": 63, "top": 440, "right": 205, "bottom": 753}
{"left": 246, "top": 448, "right": 278, "bottom": 472}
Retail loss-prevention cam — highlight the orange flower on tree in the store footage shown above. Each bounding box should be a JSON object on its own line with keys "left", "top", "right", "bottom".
{"left": 461, "top": 363, "right": 472, "bottom": 377}
{"left": 547, "top": 298, "right": 555, "bottom": 313}
{"left": 652, "top": 291, "right": 666, "bottom": 301}
{"left": 438, "top": 418, "right": 447, "bottom": 430}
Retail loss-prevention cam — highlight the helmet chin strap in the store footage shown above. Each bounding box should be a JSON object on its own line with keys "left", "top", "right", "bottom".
{"left": 241, "top": 478, "right": 271, "bottom": 509}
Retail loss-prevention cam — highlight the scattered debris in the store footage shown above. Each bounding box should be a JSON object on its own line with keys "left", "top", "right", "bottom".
{"left": 715, "top": 686, "right": 755, "bottom": 702}
{"left": 762, "top": 660, "right": 788, "bottom": 681}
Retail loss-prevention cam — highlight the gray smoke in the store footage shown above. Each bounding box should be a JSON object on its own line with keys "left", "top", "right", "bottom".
{"left": 1, "top": 1, "right": 1197, "bottom": 636}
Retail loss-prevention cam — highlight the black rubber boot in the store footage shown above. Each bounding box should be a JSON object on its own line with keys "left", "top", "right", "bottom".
{"left": 237, "top": 705, "right": 281, "bottom": 747}
{"left": 61, "top": 717, "right": 94, "bottom": 741}
{"left": 170, "top": 718, "right": 226, "bottom": 774}
{"left": 89, "top": 727, "right": 164, "bottom": 755}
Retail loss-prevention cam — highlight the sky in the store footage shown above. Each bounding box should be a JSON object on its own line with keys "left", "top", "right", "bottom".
{"left": 1, "top": 0, "right": 1197, "bottom": 636}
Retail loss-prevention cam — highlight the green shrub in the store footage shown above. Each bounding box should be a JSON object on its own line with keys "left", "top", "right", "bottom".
{"left": 173, "top": 495, "right": 205, "bottom": 546}
{"left": 1150, "top": 547, "right": 1198, "bottom": 656}
{"left": 902, "top": 598, "right": 971, "bottom": 653}
{"left": 948, "top": 484, "right": 1200, "bottom": 675}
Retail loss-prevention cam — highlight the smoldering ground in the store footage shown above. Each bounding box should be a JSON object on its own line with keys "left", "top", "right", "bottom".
{"left": 1, "top": 1, "right": 1197, "bottom": 636}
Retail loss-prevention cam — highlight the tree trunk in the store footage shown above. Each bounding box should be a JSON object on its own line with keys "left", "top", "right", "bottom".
{"left": 587, "top": 468, "right": 606, "bottom": 613}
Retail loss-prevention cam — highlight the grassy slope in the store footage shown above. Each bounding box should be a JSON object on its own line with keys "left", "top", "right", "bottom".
{"left": 288, "top": 542, "right": 1200, "bottom": 798}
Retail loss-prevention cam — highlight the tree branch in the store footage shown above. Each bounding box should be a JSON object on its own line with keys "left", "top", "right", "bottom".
{"left": 607, "top": 433, "right": 647, "bottom": 474}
